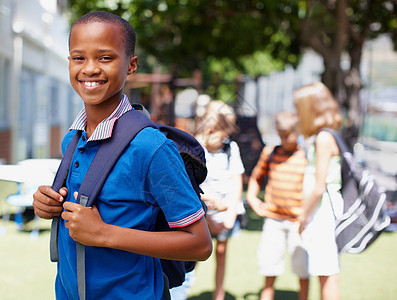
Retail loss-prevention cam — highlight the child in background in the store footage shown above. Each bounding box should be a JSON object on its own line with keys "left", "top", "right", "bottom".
{"left": 33, "top": 11, "right": 212, "bottom": 300}
{"left": 246, "top": 111, "right": 309, "bottom": 300}
{"left": 195, "top": 100, "right": 245, "bottom": 300}
{"left": 293, "top": 82, "right": 343, "bottom": 300}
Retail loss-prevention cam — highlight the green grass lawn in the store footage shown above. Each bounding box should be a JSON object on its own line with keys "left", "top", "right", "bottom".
{"left": 1, "top": 214, "right": 396, "bottom": 300}
{"left": 0, "top": 218, "right": 56, "bottom": 300}
{"left": 189, "top": 229, "right": 397, "bottom": 300}
{"left": 1, "top": 179, "right": 396, "bottom": 300}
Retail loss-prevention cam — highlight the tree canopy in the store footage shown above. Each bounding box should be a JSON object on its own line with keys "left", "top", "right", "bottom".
{"left": 67, "top": 1, "right": 299, "bottom": 75}
{"left": 67, "top": 0, "right": 397, "bottom": 134}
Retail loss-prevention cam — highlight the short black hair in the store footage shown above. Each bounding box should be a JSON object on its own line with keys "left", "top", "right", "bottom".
{"left": 70, "top": 11, "right": 136, "bottom": 57}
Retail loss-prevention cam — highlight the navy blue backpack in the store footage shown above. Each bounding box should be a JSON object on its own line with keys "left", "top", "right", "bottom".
{"left": 50, "top": 106, "right": 207, "bottom": 299}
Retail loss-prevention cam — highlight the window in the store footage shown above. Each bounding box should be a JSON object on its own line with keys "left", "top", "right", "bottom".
{"left": 49, "top": 78, "right": 60, "bottom": 126}
{"left": 0, "top": 56, "right": 10, "bottom": 128}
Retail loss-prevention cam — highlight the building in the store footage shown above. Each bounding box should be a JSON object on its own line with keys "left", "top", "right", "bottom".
{"left": 0, "top": 0, "right": 80, "bottom": 164}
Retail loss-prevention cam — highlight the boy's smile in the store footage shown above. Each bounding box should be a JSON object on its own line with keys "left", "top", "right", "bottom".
{"left": 68, "top": 21, "right": 137, "bottom": 115}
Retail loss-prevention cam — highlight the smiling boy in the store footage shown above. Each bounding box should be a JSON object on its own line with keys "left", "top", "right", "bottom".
{"left": 33, "top": 11, "right": 212, "bottom": 300}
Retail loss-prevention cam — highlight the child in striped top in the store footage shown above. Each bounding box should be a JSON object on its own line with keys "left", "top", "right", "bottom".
{"left": 247, "top": 111, "right": 309, "bottom": 300}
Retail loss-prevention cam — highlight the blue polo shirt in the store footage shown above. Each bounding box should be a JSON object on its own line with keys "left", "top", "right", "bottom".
{"left": 55, "top": 97, "right": 204, "bottom": 299}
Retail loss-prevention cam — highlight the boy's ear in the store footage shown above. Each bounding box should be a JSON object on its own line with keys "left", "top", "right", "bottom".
{"left": 128, "top": 56, "right": 138, "bottom": 75}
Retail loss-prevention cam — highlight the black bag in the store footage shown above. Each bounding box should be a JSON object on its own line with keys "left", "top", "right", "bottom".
{"left": 320, "top": 129, "right": 391, "bottom": 254}
{"left": 50, "top": 107, "right": 208, "bottom": 300}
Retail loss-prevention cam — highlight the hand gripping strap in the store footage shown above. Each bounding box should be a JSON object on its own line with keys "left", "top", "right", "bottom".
{"left": 50, "top": 131, "right": 81, "bottom": 262}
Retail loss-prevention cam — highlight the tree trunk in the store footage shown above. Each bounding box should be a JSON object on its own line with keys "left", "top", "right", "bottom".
{"left": 321, "top": 54, "right": 345, "bottom": 104}
{"left": 342, "top": 37, "right": 365, "bottom": 147}
{"left": 302, "top": 0, "right": 364, "bottom": 148}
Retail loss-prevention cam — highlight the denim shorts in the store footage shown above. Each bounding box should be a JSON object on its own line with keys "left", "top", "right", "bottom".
{"left": 212, "top": 218, "right": 242, "bottom": 242}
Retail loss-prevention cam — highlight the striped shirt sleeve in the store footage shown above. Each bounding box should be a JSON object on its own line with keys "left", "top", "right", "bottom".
{"left": 251, "top": 146, "right": 274, "bottom": 186}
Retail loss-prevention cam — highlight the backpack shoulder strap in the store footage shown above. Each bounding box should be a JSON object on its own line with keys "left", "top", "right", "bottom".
{"left": 52, "top": 131, "right": 82, "bottom": 191}
{"left": 317, "top": 128, "right": 354, "bottom": 182}
{"left": 77, "top": 110, "right": 155, "bottom": 207}
{"left": 318, "top": 128, "right": 349, "bottom": 156}
{"left": 75, "top": 109, "right": 155, "bottom": 300}
{"left": 268, "top": 145, "right": 279, "bottom": 162}
{"left": 263, "top": 145, "right": 279, "bottom": 187}
{"left": 222, "top": 139, "right": 232, "bottom": 163}
{"left": 50, "top": 130, "right": 81, "bottom": 262}
{"left": 51, "top": 109, "right": 154, "bottom": 265}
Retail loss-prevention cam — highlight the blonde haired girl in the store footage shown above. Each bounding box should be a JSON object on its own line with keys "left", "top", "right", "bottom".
{"left": 293, "top": 82, "right": 342, "bottom": 300}
{"left": 195, "top": 100, "right": 244, "bottom": 300}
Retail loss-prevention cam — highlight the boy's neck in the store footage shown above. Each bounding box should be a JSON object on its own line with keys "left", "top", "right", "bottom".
{"left": 281, "top": 145, "right": 298, "bottom": 154}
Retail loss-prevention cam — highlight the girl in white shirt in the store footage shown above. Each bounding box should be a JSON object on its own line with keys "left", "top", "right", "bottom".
{"left": 195, "top": 100, "right": 245, "bottom": 300}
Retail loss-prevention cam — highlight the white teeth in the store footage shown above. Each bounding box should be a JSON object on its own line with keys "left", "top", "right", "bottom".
{"left": 84, "top": 82, "right": 101, "bottom": 87}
